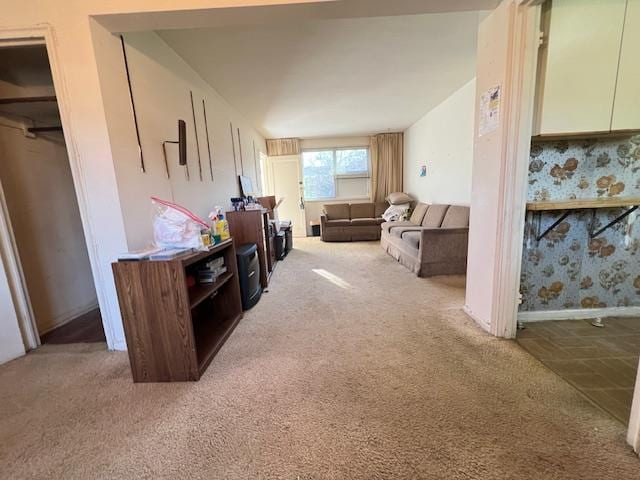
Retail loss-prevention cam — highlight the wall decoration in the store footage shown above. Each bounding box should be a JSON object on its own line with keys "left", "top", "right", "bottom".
{"left": 189, "top": 91, "right": 203, "bottom": 181}
{"left": 520, "top": 135, "right": 640, "bottom": 312}
{"left": 202, "top": 99, "right": 214, "bottom": 181}
{"left": 230, "top": 122, "right": 238, "bottom": 176}
{"left": 419, "top": 165, "right": 427, "bottom": 177}
{"left": 120, "top": 35, "right": 145, "bottom": 173}
{"left": 479, "top": 85, "right": 500, "bottom": 136}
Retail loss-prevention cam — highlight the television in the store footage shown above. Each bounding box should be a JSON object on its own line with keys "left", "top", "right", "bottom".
{"left": 178, "top": 120, "right": 187, "bottom": 166}
{"left": 239, "top": 175, "right": 254, "bottom": 197}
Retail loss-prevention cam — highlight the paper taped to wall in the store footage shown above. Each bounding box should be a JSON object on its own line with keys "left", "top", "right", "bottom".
{"left": 479, "top": 85, "right": 501, "bottom": 136}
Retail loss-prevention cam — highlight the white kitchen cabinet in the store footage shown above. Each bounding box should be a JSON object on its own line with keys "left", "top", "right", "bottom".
{"left": 612, "top": 0, "right": 640, "bottom": 131}
{"left": 535, "top": 0, "right": 627, "bottom": 135}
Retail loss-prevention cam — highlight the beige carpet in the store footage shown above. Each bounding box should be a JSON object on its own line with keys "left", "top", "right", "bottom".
{"left": 1, "top": 238, "right": 638, "bottom": 479}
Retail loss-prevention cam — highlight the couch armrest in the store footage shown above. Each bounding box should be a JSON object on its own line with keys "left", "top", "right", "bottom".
{"left": 419, "top": 228, "right": 469, "bottom": 263}
{"left": 320, "top": 215, "right": 328, "bottom": 240}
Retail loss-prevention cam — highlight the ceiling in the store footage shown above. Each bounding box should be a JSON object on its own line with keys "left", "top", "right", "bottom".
{"left": 159, "top": 10, "right": 484, "bottom": 139}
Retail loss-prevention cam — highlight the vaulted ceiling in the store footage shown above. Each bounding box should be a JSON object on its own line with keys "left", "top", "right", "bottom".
{"left": 157, "top": 4, "right": 492, "bottom": 138}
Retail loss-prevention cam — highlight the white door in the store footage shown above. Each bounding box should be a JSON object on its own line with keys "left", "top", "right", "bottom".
{"left": 270, "top": 155, "right": 306, "bottom": 237}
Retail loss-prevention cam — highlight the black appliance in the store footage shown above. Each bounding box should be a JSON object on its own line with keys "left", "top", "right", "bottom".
{"left": 236, "top": 243, "right": 262, "bottom": 310}
{"left": 284, "top": 227, "right": 293, "bottom": 255}
{"left": 274, "top": 231, "right": 286, "bottom": 260}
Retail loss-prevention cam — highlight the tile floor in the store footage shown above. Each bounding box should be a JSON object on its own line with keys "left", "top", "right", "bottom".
{"left": 517, "top": 317, "right": 640, "bottom": 425}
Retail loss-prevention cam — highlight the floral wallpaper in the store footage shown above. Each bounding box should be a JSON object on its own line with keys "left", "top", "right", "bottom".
{"left": 520, "top": 135, "right": 640, "bottom": 312}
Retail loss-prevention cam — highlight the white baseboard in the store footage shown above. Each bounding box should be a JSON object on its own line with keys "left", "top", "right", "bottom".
{"left": 518, "top": 306, "right": 640, "bottom": 323}
{"left": 38, "top": 300, "right": 100, "bottom": 335}
{"left": 463, "top": 305, "right": 491, "bottom": 332}
{"left": 110, "top": 340, "right": 127, "bottom": 351}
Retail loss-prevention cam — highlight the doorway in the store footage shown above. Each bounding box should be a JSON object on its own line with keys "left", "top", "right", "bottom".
{"left": 0, "top": 44, "right": 105, "bottom": 347}
{"left": 267, "top": 155, "right": 306, "bottom": 237}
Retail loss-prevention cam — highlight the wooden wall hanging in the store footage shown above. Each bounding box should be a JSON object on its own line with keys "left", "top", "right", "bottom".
{"left": 120, "top": 35, "right": 145, "bottom": 173}
{"left": 202, "top": 99, "right": 214, "bottom": 181}
{"left": 189, "top": 91, "right": 203, "bottom": 181}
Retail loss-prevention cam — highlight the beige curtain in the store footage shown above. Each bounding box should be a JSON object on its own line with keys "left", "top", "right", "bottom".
{"left": 370, "top": 133, "right": 403, "bottom": 203}
{"left": 266, "top": 138, "right": 300, "bottom": 156}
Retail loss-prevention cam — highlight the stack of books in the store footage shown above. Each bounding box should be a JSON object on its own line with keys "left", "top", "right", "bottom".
{"left": 198, "top": 257, "right": 227, "bottom": 284}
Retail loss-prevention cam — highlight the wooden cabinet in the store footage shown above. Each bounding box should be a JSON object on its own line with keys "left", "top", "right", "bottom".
{"left": 226, "top": 209, "right": 275, "bottom": 288}
{"left": 612, "top": 0, "right": 640, "bottom": 130}
{"left": 535, "top": 0, "right": 628, "bottom": 135}
{"left": 112, "top": 239, "right": 242, "bottom": 382}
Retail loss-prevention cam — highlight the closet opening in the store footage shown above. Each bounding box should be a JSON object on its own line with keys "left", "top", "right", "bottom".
{"left": 0, "top": 44, "right": 105, "bottom": 347}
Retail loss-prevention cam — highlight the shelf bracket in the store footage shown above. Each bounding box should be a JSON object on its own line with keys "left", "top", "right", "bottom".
{"left": 536, "top": 210, "right": 570, "bottom": 241}
{"left": 589, "top": 205, "right": 638, "bottom": 238}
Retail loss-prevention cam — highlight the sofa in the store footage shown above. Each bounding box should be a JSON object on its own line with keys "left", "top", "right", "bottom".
{"left": 380, "top": 203, "right": 470, "bottom": 277}
{"left": 321, "top": 202, "right": 388, "bottom": 241}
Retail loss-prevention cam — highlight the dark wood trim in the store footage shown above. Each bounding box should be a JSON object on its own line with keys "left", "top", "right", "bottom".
{"left": 0, "top": 95, "right": 56, "bottom": 104}
{"left": 532, "top": 129, "right": 640, "bottom": 141}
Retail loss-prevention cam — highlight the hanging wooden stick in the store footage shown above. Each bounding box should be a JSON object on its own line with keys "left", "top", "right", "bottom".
{"left": 120, "top": 35, "right": 145, "bottom": 173}
{"left": 202, "top": 99, "right": 214, "bottom": 181}
{"left": 252, "top": 139, "right": 258, "bottom": 182}
{"left": 230, "top": 122, "right": 238, "bottom": 176}
{"left": 237, "top": 127, "right": 244, "bottom": 175}
{"left": 161, "top": 142, "right": 170, "bottom": 179}
{"left": 189, "top": 91, "right": 203, "bottom": 181}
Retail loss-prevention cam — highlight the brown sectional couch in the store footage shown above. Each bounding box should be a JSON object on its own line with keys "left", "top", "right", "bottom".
{"left": 321, "top": 202, "right": 388, "bottom": 241}
{"left": 380, "top": 203, "right": 470, "bottom": 277}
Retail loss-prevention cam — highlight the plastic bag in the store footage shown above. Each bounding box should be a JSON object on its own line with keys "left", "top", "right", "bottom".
{"left": 151, "top": 196, "right": 210, "bottom": 251}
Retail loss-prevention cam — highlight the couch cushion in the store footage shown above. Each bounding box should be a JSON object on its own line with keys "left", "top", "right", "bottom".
{"left": 409, "top": 203, "right": 429, "bottom": 225}
{"left": 350, "top": 218, "right": 379, "bottom": 226}
{"left": 324, "top": 203, "right": 350, "bottom": 220}
{"left": 391, "top": 226, "right": 424, "bottom": 238}
{"left": 421, "top": 204, "right": 450, "bottom": 227}
{"left": 441, "top": 205, "right": 470, "bottom": 228}
{"left": 350, "top": 203, "right": 374, "bottom": 219}
{"left": 381, "top": 220, "right": 413, "bottom": 233}
{"left": 326, "top": 219, "right": 351, "bottom": 227}
{"left": 401, "top": 231, "right": 421, "bottom": 250}
{"left": 374, "top": 201, "right": 389, "bottom": 218}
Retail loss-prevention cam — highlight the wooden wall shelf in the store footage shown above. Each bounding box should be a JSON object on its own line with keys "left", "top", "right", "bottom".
{"left": 527, "top": 197, "right": 640, "bottom": 241}
{"left": 526, "top": 197, "right": 640, "bottom": 211}
{"left": 531, "top": 129, "right": 640, "bottom": 141}
{"left": 112, "top": 238, "right": 242, "bottom": 382}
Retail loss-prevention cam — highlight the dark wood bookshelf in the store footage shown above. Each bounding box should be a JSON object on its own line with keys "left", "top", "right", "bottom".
{"left": 188, "top": 272, "right": 233, "bottom": 309}
{"left": 112, "top": 239, "right": 242, "bottom": 382}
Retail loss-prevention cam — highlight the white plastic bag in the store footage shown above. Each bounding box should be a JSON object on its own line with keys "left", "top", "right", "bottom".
{"left": 151, "top": 196, "right": 209, "bottom": 251}
{"left": 382, "top": 203, "right": 410, "bottom": 222}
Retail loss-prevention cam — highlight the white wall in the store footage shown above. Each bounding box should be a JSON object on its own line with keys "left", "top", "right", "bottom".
{"left": 403, "top": 79, "right": 475, "bottom": 205}
{"left": 93, "top": 30, "right": 267, "bottom": 250}
{"left": 0, "top": 125, "right": 98, "bottom": 334}
{"left": 0, "top": 0, "right": 300, "bottom": 363}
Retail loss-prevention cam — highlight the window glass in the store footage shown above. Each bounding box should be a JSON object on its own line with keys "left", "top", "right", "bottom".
{"left": 302, "top": 150, "right": 335, "bottom": 199}
{"left": 336, "top": 148, "right": 368, "bottom": 175}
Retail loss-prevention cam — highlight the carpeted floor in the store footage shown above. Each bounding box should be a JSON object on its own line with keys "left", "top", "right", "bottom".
{"left": 0, "top": 238, "right": 638, "bottom": 479}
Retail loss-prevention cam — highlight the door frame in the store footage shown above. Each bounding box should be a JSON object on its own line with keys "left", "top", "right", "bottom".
{"left": 493, "top": 0, "right": 640, "bottom": 453}
{"left": 0, "top": 26, "right": 111, "bottom": 351}
{"left": 490, "top": 0, "right": 543, "bottom": 338}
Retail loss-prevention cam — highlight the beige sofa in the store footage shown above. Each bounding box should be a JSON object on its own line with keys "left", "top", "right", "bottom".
{"left": 321, "top": 202, "right": 388, "bottom": 241}
{"left": 380, "top": 203, "right": 470, "bottom": 277}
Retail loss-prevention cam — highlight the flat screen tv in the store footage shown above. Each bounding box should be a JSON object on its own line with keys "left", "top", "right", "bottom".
{"left": 239, "top": 175, "right": 254, "bottom": 197}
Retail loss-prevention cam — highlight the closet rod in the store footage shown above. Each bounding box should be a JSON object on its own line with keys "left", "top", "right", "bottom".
{"left": 0, "top": 96, "right": 56, "bottom": 105}
{"left": 27, "top": 126, "right": 63, "bottom": 133}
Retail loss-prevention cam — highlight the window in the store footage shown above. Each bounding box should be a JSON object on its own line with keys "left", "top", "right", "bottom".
{"left": 302, "top": 147, "right": 370, "bottom": 200}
